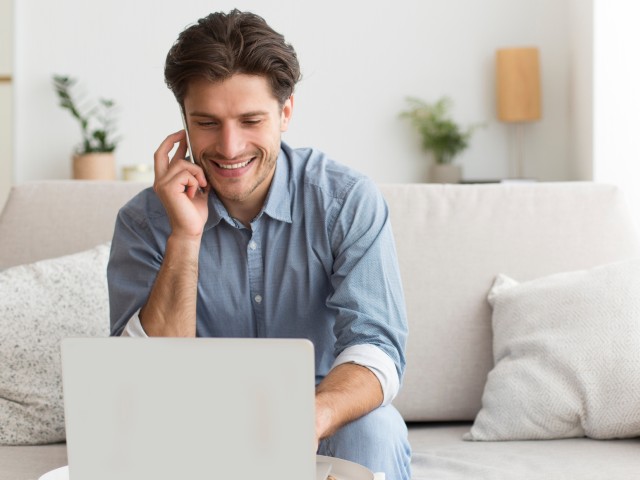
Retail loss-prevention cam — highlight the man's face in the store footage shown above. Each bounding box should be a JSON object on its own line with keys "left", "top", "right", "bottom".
{"left": 183, "top": 74, "right": 293, "bottom": 217}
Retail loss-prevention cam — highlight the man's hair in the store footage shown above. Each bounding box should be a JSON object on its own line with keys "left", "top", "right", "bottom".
{"left": 165, "top": 9, "right": 301, "bottom": 107}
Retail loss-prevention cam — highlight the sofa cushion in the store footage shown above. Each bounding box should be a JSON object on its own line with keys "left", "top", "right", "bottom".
{"left": 0, "top": 244, "right": 110, "bottom": 445}
{"left": 465, "top": 259, "right": 640, "bottom": 441}
{"left": 409, "top": 423, "right": 640, "bottom": 480}
{"left": 0, "top": 443, "right": 68, "bottom": 480}
{"left": 381, "top": 183, "right": 640, "bottom": 421}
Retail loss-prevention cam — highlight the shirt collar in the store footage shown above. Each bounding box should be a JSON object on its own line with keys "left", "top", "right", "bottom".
{"left": 203, "top": 145, "right": 292, "bottom": 231}
{"left": 261, "top": 149, "right": 292, "bottom": 224}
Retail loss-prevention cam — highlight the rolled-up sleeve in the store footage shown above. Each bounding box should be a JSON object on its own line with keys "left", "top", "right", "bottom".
{"left": 326, "top": 178, "right": 408, "bottom": 400}
{"left": 332, "top": 344, "right": 400, "bottom": 406}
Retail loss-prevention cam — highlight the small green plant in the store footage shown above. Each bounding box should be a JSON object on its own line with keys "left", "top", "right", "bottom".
{"left": 52, "top": 74, "right": 119, "bottom": 154}
{"left": 400, "top": 96, "right": 480, "bottom": 165}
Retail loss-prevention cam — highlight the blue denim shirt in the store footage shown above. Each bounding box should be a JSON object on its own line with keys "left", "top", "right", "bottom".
{"left": 108, "top": 143, "right": 408, "bottom": 385}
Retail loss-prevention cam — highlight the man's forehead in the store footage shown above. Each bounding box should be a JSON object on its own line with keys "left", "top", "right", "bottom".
{"left": 184, "top": 74, "right": 279, "bottom": 109}
{"left": 189, "top": 109, "right": 271, "bottom": 119}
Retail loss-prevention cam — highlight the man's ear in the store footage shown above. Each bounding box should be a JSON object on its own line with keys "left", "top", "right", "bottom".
{"left": 280, "top": 95, "right": 294, "bottom": 132}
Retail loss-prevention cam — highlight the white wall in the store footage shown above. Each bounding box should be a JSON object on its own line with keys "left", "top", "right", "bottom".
{"left": 567, "top": 0, "right": 594, "bottom": 181}
{"left": 15, "top": 0, "right": 574, "bottom": 184}
{"left": 593, "top": 0, "right": 640, "bottom": 218}
{"left": 0, "top": 0, "right": 13, "bottom": 209}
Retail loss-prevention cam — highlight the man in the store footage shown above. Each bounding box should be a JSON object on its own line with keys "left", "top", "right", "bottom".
{"left": 108, "top": 9, "right": 410, "bottom": 478}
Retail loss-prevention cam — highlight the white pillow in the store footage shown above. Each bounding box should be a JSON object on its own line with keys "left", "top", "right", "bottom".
{"left": 0, "top": 244, "right": 110, "bottom": 445}
{"left": 465, "top": 259, "right": 640, "bottom": 441}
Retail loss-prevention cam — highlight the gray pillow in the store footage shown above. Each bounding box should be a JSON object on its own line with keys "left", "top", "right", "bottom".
{"left": 465, "top": 259, "right": 640, "bottom": 441}
{"left": 0, "top": 244, "right": 110, "bottom": 445}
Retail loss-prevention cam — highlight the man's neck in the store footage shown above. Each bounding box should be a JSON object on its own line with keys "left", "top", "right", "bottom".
{"left": 221, "top": 163, "right": 277, "bottom": 228}
{"left": 222, "top": 190, "right": 269, "bottom": 228}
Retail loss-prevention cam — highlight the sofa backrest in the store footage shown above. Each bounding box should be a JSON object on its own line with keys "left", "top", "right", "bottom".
{"left": 0, "top": 181, "right": 148, "bottom": 269}
{"left": 381, "top": 183, "right": 640, "bottom": 421}
{"left": 2, "top": 181, "right": 639, "bottom": 422}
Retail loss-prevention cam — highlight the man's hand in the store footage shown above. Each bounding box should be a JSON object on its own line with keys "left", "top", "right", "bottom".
{"left": 153, "top": 130, "right": 209, "bottom": 239}
{"left": 315, "top": 363, "right": 383, "bottom": 451}
{"left": 137, "top": 131, "right": 210, "bottom": 337}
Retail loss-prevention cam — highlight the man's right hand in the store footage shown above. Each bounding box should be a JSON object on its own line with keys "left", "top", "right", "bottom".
{"left": 138, "top": 130, "right": 208, "bottom": 337}
{"left": 153, "top": 130, "right": 209, "bottom": 239}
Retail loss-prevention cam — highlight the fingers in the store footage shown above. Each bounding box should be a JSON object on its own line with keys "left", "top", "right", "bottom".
{"left": 154, "top": 130, "right": 186, "bottom": 179}
{"left": 150, "top": 132, "right": 210, "bottom": 238}
{"left": 155, "top": 159, "right": 207, "bottom": 194}
{"left": 183, "top": 173, "right": 209, "bottom": 199}
{"left": 175, "top": 138, "right": 189, "bottom": 164}
{"left": 154, "top": 131, "right": 207, "bottom": 192}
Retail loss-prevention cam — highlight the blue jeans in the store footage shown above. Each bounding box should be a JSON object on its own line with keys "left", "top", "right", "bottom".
{"left": 317, "top": 404, "right": 412, "bottom": 479}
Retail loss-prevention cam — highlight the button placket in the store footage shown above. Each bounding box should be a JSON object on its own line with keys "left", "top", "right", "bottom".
{"left": 246, "top": 230, "right": 265, "bottom": 335}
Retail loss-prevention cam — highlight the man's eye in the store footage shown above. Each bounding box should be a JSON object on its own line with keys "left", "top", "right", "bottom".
{"left": 243, "top": 119, "right": 261, "bottom": 126}
{"left": 197, "top": 121, "right": 218, "bottom": 127}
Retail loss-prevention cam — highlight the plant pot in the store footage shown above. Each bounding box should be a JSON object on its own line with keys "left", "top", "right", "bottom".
{"left": 73, "top": 153, "right": 116, "bottom": 180}
{"left": 429, "top": 164, "right": 462, "bottom": 184}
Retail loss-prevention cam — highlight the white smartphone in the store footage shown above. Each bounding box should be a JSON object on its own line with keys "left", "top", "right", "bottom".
{"left": 180, "top": 108, "right": 204, "bottom": 193}
{"left": 180, "top": 109, "right": 196, "bottom": 164}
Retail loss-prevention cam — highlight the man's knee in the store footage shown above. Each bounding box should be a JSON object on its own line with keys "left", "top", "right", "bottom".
{"left": 318, "top": 405, "right": 411, "bottom": 479}
{"left": 335, "top": 404, "right": 406, "bottom": 445}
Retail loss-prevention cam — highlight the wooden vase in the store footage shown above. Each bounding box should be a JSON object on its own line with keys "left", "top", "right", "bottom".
{"left": 73, "top": 153, "right": 116, "bottom": 180}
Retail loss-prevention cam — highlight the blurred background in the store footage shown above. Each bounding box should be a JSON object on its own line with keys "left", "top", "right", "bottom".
{"left": 1, "top": 0, "right": 639, "bottom": 215}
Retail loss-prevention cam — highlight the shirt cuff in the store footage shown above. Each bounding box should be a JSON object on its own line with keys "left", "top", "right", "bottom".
{"left": 120, "top": 310, "right": 148, "bottom": 337}
{"left": 331, "top": 344, "right": 400, "bottom": 406}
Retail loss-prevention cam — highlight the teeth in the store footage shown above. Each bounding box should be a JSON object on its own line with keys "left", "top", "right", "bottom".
{"left": 217, "top": 159, "right": 252, "bottom": 170}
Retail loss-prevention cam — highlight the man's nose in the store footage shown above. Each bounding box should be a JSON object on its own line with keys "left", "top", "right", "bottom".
{"left": 216, "top": 124, "right": 245, "bottom": 160}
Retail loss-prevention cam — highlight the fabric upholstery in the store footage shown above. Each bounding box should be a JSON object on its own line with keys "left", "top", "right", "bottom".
{"left": 380, "top": 183, "right": 640, "bottom": 421}
{"left": 409, "top": 423, "right": 640, "bottom": 480}
{"left": 465, "top": 260, "right": 640, "bottom": 441}
{"left": 0, "top": 244, "right": 111, "bottom": 445}
{"left": 0, "top": 443, "right": 67, "bottom": 480}
{"left": 0, "top": 181, "right": 148, "bottom": 270}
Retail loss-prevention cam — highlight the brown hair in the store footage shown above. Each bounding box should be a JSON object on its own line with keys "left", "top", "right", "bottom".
{"left": 165, "top": 9, "right": 301, "bottom": 107}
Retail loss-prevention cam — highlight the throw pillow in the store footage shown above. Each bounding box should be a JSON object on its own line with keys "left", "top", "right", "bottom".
{"left": 465, "top": 258, "right": 640, "bottom": 441}
{"left": 0, "top": 244, "right": 111, "bottom": 445}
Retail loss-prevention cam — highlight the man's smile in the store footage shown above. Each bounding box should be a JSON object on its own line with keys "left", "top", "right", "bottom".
{"left": 207, "top": 155, "right": 259, "bottom": 179}
{"left": 214, "top": 157, "right": 256, "bottom": 170}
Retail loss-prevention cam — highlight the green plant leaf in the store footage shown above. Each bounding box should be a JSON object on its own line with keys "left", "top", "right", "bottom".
{"left": 52, "top": 74, "right": 119, "bottom": 155}
{"left": 400, "top": 95, "right": 482, "bottom": 164}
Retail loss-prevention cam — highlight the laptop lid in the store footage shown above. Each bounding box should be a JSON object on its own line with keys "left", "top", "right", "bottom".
{"left": 61, "top": 337, "right": 316, "bottom": 480}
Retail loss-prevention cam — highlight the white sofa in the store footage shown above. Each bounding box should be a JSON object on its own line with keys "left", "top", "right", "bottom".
{"left": 1, "top": 180, "right": 640, "bottom": 480}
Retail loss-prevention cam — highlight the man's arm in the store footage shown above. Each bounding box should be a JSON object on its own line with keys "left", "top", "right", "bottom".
{"left": 138, "top": 234, "right": 201, "bottom": 336}
{"left": 315, "top": 363, "right": 383, "bottom": 446}
{"left": 317, "top": 177, "right": 408, "bottom": 445}
{"left": 130, "top": 130, "right": 209, "bottom": 337}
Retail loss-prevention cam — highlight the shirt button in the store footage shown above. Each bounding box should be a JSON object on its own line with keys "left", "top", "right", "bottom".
{"left": 254, "top": 295, "right": 263, "bottom": 304}
{"left": 249, "top": 241, "right": 257, "bottom": 250}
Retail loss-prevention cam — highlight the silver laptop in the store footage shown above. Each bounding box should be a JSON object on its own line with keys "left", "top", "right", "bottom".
{"left": 61, "top": 337, "right": 316, "bottom": 480}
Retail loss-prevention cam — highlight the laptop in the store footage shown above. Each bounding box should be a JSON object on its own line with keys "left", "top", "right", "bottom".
{"left": 61, "top": 337, "right": 317, "bottom": 480}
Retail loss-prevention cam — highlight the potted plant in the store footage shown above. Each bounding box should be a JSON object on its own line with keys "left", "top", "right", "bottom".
{"left": 53, "top": 75, "right": 119, "bottom": 180}
{"left": 400, "top": 96, "right": 480, "bottom": 183}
